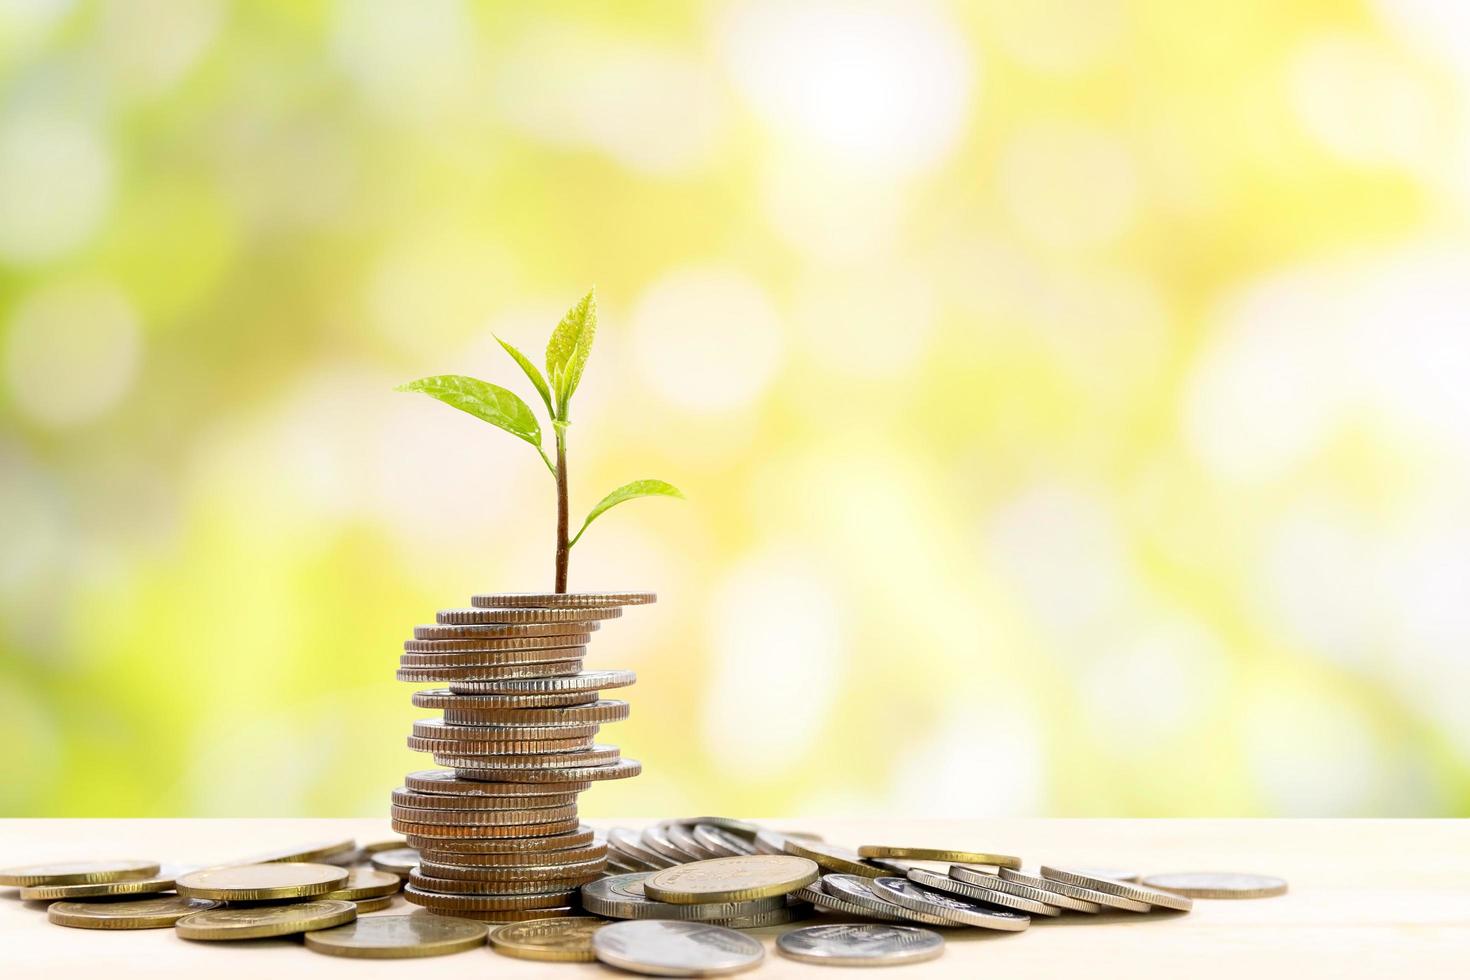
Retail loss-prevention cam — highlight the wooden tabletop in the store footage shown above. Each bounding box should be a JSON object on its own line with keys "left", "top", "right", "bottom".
{"left": 1, "top": 818, "right": 1467, "bottom": 978}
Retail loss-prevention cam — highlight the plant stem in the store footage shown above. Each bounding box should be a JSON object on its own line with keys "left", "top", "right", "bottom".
{"left": 554, "top": 428, "right": 569, "bottom": 593}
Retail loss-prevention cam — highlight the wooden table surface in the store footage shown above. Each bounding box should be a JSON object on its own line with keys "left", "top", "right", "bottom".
{"left": 2, "top": 818, "right": 1467, "bottom": 978}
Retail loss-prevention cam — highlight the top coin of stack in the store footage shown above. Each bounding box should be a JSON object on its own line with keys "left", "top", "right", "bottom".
{"left": 392, "top": 591, "right": 653, "bottom": 923}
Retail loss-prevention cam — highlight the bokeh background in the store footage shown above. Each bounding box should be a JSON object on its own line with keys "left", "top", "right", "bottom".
{"left": 3, "top": 0, "right": 1470, "bottom": 819}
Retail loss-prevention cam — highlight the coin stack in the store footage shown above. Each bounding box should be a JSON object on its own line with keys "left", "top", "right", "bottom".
{"left": 391, "top": 591, "right": 650, "bottom": 922}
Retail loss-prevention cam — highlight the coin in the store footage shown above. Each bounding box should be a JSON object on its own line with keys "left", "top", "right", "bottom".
{"left": 1039, "top": 866, "right": 1193, "bottom": 912}
{"left": 419, "top": 857, "right": 605, "bottom": 883}
{"left": 1070, "top": 867, "right": 1140, "bottom": 882}
{"left": 858, "top": 844, "right": 1021, "bottom": 869}
{"left": 404, "top": 634, "right": 593, "bottom": 653}
{"left": 233, "top": 838, "right": 357, "bottom": 865}
{"left": 304, "top": 911, "right": 487, "bottom": 958}
{"left": 47, "top": 896, "right": 219, "bottom": 930}
{"left": 471, "top": 591, "right": 656, "bottom": 608}
{"left": 413, "top": 621, "right": 599, "bottom": 640}
{"left": 753, "top": 829, "right": 819, "bottom": 855}
{"left": 414, "top": 717, "right": 603, "bottom": 739}
{"left": 593, "top": 919, "right": 764, "bottom": 977}
{"left": 418, "top": 843, "right": 606, "bottom": 868}
{"left": 907, "top": 866, "right": 1059, "bottom": 917}
{"left": 643, "top": 855, "right": 820, "bottom": 904}
{"left": 391, "top": 816, "right": 581, "bottom": 839}
{"left": 872, "top": 875, "right": 1033, "bottom": 931}
{"left": 1000, "top": 867, "right": 1145, "bottom": 911}
{"left": 782, "top": 838, "right": 883, "bottom": 878}
{"left": 361, "top": 839, "right": 407, "bottom": 854}
{"left": 404, "top": 826, "right": 596, "bottom": 854}
{"left": 452, "top": 757, "right": 640, "bottom": 783}
{"left": 438, "top": 606, "right": 623, "bottom": 624}
{"left": 1138, "top": 872, "right": 1288, "bottom": 899}
{"left": 581, "top": 873, "right": 785, "bottom": 921}
{"left": 398, "top": 661, "right": 583, "bottom": 683}
{"left": 319, "top": 867, "right": 404, "bottom": 900}
{"left": 677, "top": 817, "right": 763, "bottom": 839}
{"left": 392, "top": 787, "right": 579, "bottom": 811}
{"left": 410, "top": 734, "right": 595, "bottom": 755}
{"left": 19, "top": 867, "right": 184, "bottom": 901}
{"left": 610, "top": 828, "right": 677, "bottom": 868}
{"left": 777, "top": 923, "right": 945, "bottom": 966}
{"left": 175, "top": 899, "right": 358, "bottom": 940}
{"left": 490, "top": 915, "right": 604, "bottom": 962}
{"left": 703, "top": 904, "right": 809, "bottom": 929}
{"left": 447, "top": 669, "right": 636, "bottom": 695}
{"left": 175, "top": 862, "right": 349, "bottom": 901}
{"left": 430, "top": 744, "right": 619, "bottom": 769}
{"left": 662, "top": 822, "right": 719, "bottom": 860}
{"left": 405, "top": 769, "right": 593, "bottom": 796}
{"left": 0, "top": 859, "right": 159, "bottom": 887}
{"left": 440, "top": 699, "right": 630, "bottom": 725}
{"left": 371, "top": 849, "right": 422, "bottom": 876}
{"left": 403, "top": 883, "right": 576, "bottom": 911}
{"left": 446, "top": 905, "right": 578, "bottom": 923}
{"left": 410, "top": 869, "right": 593, "bottom": 895}
{"left": 391, "top": 804, "right": 580, "bottom": 827}
{"left": 416, "top": 689, "right": 599, "bottom": 710}
{"left": 691, "top": 826, "right": 756, "bottom": 857}
{"left": 643, "top": 825, "right": 699, "bottom": 863}
{"left": 820, "top": 874, "right": 952, "bottom": 926}
{"left": 401, "top": 647, "right": 587, "bottom": 667}
{"left": 951, "top": 865, "right": 1100, "bottom": 913}
{"left": 352, "top": 895, "right": 395, "bottom": 913}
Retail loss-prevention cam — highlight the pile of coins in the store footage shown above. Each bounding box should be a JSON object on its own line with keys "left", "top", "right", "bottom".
{"left": 390, "top": 590, "right": 649, "bottom": 923}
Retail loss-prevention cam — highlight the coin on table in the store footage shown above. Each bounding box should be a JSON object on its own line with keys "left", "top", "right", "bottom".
{"left": 490, "top": 915, "right": 604, "bottom": 961}
{"left": 950, "top": 865, "right": 1100, "bottom": 913}
{"left": 320, "top": 867, "right": 403, "bottom": 901}
{"left": 704, "top": 904, "right": 810, "bottom": 929}
{"left": 361, "top": 839, "right": 407, "bottom": 854}
{"left": 452, "top": 758, "right": 640, "bottom": 784}
{"left": 676, "top": 817, "right": 763, "bottom": 839}
{"left": 610, "top": 828, "right": 676, "bottom": 868}
{"left": 906, "top": 866, "right": 1059, "bottom": 917}
{"left": 439, "top": 606, "right": 623, "bottom": 624}
{"left": 0, "top": 859, "right": 159, "bottom": 887}
{"left": 1139, "top": 872, "right": 1288, "bottom": 899}
{"left": 232, "top": 838, "right": 357, "bottom": 865}
{"left": 1040, "top": 866, "right": 1193, "bottom": 912}
{"left": 873, "top": 876, "right": 1033, "bottom": 931}
{"left": 176, "top": 900, "right": 357, "bottom": 940}
{"left": 176, "top": 862, "right": 349, "bottom": 901}
{"left": 1000, "top": 867, "right": 1145, "bottom": 912}
{"left": 304, "top": 911, "right": 486, "bottom": 958}
{"left": 858, "top": 844, "right": 1021, "bottom": 869}
{"left": 471, "top": 591, "right": 656, "bottom": 608}
{"left": 48, "top": 896, "right": 219, "bottom": 930}
{"left": 371, "top": 849, "right": 422, "bottom": 876}
{"left": 1070, "top": 867, "right": 1140, "bottom": 882}
{"left": 777, "top": 923, "right": 945, "bottom": 967}
{"left": 593, "top": 919, "right": 764, "bottom": 977}
{"left": 643, "top": 824, "right": 699, "bottom": 863}
{"left": 752, "top": 829, "right": 821, "bottom": 855}
{"left": 663, "top": 822, "right": 719, "bottom": 861}
{"left": 352, "top": 895, "right": 395, "bottom": 913}
{"left": 19, "top": 865, "right": 187, "bottom": 901}
{"left": 643, "top": 855, "right": 820, "bottom": 904}
{"left": 819, "top": 874, "right": 952, "bottom": 926}
{"left": 783, "top": 838, "right": 884, "bottom": 878}
{"left": 691, "top": 826, "right": 756, "bottom": 857}
{"left": 447, "top": 669, "right": 636, "bottom": 695}
{"left": 581, "top": 873, "right": 785, "bottom": 921}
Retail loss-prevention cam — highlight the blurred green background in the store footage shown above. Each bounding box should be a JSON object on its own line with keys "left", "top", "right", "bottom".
{"left": 2, "top": 0, "right": 1469, "bottom": 818}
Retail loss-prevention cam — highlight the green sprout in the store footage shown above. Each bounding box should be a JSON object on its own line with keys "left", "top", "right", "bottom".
{"left": 396, "top": 288, "right": 683, "bottom": 592}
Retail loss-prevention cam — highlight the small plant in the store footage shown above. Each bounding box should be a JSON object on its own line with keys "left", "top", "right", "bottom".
{"left": 397, "top": 288, "right": 682, "bottom": 592}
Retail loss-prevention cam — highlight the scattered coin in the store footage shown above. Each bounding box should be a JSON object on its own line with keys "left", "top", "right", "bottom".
{"left": 471, "top": 591, "right": 656, "bottom": 608}
{"left": 691, "top": 825, "right": 756, "bottom": 858}
{"left": 664, "top": 822, "right": 720, "bottom": 861}
{"left": 873, "top": 876, "right": 1033, "bottom": 931}
{"left": 371, "top": 849, "right": 422, "bottom": 876}
{"left": 0, "top": 859, "right": 159, "bottom": 888}
{"left": 19, "top": 866, "right": 186, "bottom": 901}
{"left": 581, "top": 873, "right": 786, "bottom": 921}
{"left": 47, "top": 896, "right": 219, "bottom": 930}
{"left": 1139, "top": 872, "right": 1288, "bottom": 899}
{"left": 233, "top": 838, "right": 357, "bottom": 865}
{"left": 643, "top": 824, "right": 700, "bottom": 863}
{"left": 858, "top": 844, "right": 1022, "bottom": 869}
{"left": 1040, "top": 867, "right": 1193, "bottom": 912}
{"left": 352, "top": 895, "right": 395, "bottom": 913}
{"left": 320, "top": 867, "right": 403, "bottom": 901}
{"left": 777, "top": 923, "right": 945, "bottom": 967}
{"left": 819, "top": 874, "right": 950, "bottom": 925}
{"left": 783, "top": 838, "right": 884, "bottom": 878}
{"left": 643, "top": 855, "right": 820, "bottom": 904}
{"left": 175, "top": 900, "right": 358, "bottom": 941}
{"left": 1001, "top": 867, "right": 1144, "bottom": 911}
{"left": 610, "top": 828, "right": 677, "bottom": 868}
{"left": 490, "top": 915, "right": 604, "bottom": 961}
{"left": 175, "top": 862, "right": 349, "bottom": 901}
{"left": 907, "top": 866, "right": 1059, "bottom": 917}
{"left": 1070, "top": 867, "right": 1140, "bottom": 882}
{"left": 304, "top": 911, "right": 487, "bottom": 958}
{"left": 951, "top": 865, "right": 1100, "bottom": 913}
{"left": 592, "top": 919, "right": 765, "bottom": 977}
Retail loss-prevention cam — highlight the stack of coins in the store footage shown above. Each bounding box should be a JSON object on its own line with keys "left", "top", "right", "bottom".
{"left": 391, "top": 591, "right": 651, "bottom": 922}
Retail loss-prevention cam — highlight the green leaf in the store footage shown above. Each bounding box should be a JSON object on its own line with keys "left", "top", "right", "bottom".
{"left": 569, "top": 479, "right": 684, "bottom": 547}
{"left": 545, "top": 288, "right": 597, "bottom": 416}
{"left": 396, "top": 375, "right": 542, "bottom": 448}
{"left": 496, "top": 335, "right": 554, "bottom": 418}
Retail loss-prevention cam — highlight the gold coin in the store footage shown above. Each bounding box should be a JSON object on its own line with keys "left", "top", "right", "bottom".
{"left": 392, "top": 817, "right": 581, "bottom": 839}
{"left": 408, "top": 734, "right": 593, "bottom": 755}
{"left": 0, "top": 859, "right": 159, "bottom": 887}
{"left": 438, "top": 606, "right": 623, "bottom": 624}
{"left": 390, "top": 803, "right": 578, "bottom": 827}
{"left": 642, "top": 855, "right": 820, "bottom": 904}
{"left": 413, "top": 622, "right": 599, "bottom": 640}
{"left": 176, "top": 862, "right": 349, "bottom": 901}
{"left": 47, "top": 896, "right": 218, "bottom": 930}
{"left": 490, "top": 915, "right": 604, "bottom": 962}
{"left": 20, "top": 868, "right": 182, "bottom": 901}
{"left": 858, "top": 845, "right": 1022, "bottom": 869}
{"left": 392, "top": 788, "right": 580, "bottom": 812}
{"left": 413, "top": 717, "right": 602, "bottom": 740}
{"left": 362, "top": 839, "right": 408, "bottom": 855}
{"left": 397, "top": 661, "right": 583, "bottom": 683}
{"left": 409, "top": 870, "right": 591, "bottom": 896}
{"left": 418, "top": 843, "right": 606, "bottom": 868}
{"left": 404, "top": 826, "right": 596, "bottom": 854}
{"left": 352, "top": 895, "right": 395, "bottom": 913}
{"left": 441, "top": 700, "right": 629, "bottom": 726}
{"left": 446, "top": 669, "right": 635, "bottom": 696}
{"left": 400, "top": 647, "right": 586, "bottom": 667}
{"left": 471, "top": 592, "right": 656, "bottom": 608}
{"left": 404, "top": 769, "right": 593, "bottom": 796}
{"left": 415, "top": 689, "right": 599, "bottom": 710}
{"left": 417, "top": 858, "right": 605, "bottom": 885}
{"left": 304, "top": 911, "right": 487, "bottom": 959}
{"left": 432, "top": 744, "right": 619, "bottom": 770}
{"left": 783, "top": 839, "right": 884, "bottom": 878}
{"left": 404, "top": 634, "right": 592, "bottom": 653}
{"left": 320, "top": 867, "right": 403, "bottom": 900}
{"left": 371, "top": 849, "right": 421, "bottom": 876}
{"left": 452, "top": 758, "right": 640, "bottom": 783}
{"left": 403, "top": 883, "right": 576, "bottom": 911}
{"left": 231, "top": 838, "right": 356, "bottom": 865}
{"left": 175, "top": 899, "right": 357, "bottom": 940}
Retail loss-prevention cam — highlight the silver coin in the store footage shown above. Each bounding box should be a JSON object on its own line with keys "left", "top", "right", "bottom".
{"left": 907, "top": 866, "right": 1060, "bottom": 917}
{"left": 1138, "top": 872, "right": 1287, "bottom": 899}
{"left": 663, "top": 822, "right": 720, "bottom": 861}
{"left": 581, "top": 873, "right": 783, "bottom": 921}
{"left": 821, "top": 874, "right": 952, "bottom": 926}
{"left": 370, "top": 849, "right": 421, "bottom": 876}
{"left": 610, "top": 828, "right": 677, "bottom": 869}
{"left": 691, "top": 826, "right": 756, "bottom": 857}
{"left": 447, "top": 669, "right": 636, "bottom": 695}
{"left": 1070, "top": 867, "right": 1140, "bottom": 883}
{"left": 643, "top": 825, "right": 699, "bottom": 863}
{"left": 777, "top": 923, "right": 944, "bottom": 967}
{"left": 871, "top": 876, "right": 1031, "bottom": 931}
{"left": 1040, "top": 867, "right": 1193, "bottom": 912}
{"left": 751, "top": 829, "right": 820, "bottom": 855}
{"left": 862, "top": 856, "right": 916, "bottom": 876}
{"left": 951, "top": 865, "right": 1100, "bottom": 913}
{"left": 592, "top": 919, "right": 764, "bottom": 977}
{"left": 1000, "top": 867, "right": 1147, "bottom": 912}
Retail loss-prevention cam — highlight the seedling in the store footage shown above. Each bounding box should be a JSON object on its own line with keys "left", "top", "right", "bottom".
{"left": 397, "top": 289, "right": 682, "bottom": 592}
